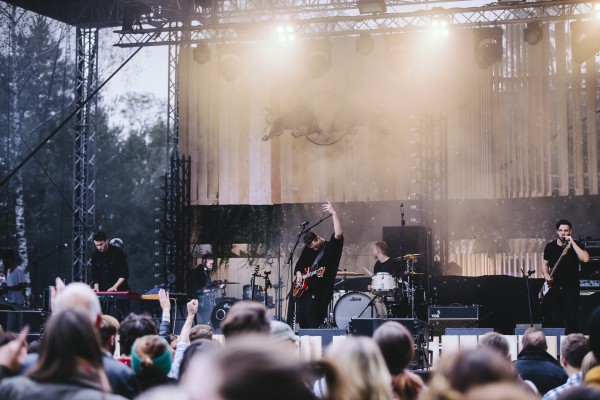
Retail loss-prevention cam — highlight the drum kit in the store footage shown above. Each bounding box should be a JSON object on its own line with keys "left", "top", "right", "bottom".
{"left": 329, "top": 253, "right": 426, "bottom": 331}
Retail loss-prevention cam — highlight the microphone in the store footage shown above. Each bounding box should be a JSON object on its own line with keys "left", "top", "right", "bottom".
{"left": 299, "top": 221, "right": 309, "bottom": 227}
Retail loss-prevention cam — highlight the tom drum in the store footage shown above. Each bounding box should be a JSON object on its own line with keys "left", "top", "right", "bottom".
{"left": 371, "top": 272, "right": 397, "bottom": 295}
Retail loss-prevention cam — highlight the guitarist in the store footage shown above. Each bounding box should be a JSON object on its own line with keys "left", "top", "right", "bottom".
{"left": 294, "top": 201, "right": 344, "bottom": 329}
{"left": 542, "top": 219, "right": 589, "bottom": 334}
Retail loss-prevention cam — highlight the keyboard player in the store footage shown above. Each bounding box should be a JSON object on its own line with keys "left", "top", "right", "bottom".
{"left": 91, "top": 231, "right": 129, "bottom": 292}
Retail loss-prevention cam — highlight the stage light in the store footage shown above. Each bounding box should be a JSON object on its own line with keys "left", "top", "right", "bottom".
{"left": 276, "top": 24, "right": 296, "bottom": 43}
{"left": 524, "top": 22, "right": 543, "bottom": 46}
{"left": 473, "top": 27, "right": 503, "bottom": 69}
{"left": 193, "top": 44, "right": 211, "bottom": 64}
{"left": 356, "top": 32, "right": 374, "bottom": 56}
{"left": 357, "top": 0, "right": 386, "bottom": 15}
{"left": 218, "top": 45, "right": 244, "bottom": 82}
{"left": 430, "top": 18, "right": 450, "bottom": 36}
{"left": 571, "top": 21, "right": 600, "bottom": 63}
{"left": 305, "top": 40, "right": 332, "bottom": 79}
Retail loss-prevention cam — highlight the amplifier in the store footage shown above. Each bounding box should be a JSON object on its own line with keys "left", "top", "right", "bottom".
{"left": 428, "top": 306, "right": 479, "bottom": 337}
{"left": 428, "top": 305, "right": 479, "bottom": 320}
{"left": 580, "top": 279, "right": 600, "bottom": 290}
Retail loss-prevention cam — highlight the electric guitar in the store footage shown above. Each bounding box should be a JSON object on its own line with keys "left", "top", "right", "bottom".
{"left": 293, "top": 266, "right": 325, "bottom": 298}
{"left": 538, "top": 241, "right": 571, "bottom": 303}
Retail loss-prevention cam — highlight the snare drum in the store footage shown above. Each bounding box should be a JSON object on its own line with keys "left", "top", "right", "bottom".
{"left": 333, "top": 292, "right": 386, "bottom": 331}
{"left": 371, "top": 272, "right": 397, "bottom": 294}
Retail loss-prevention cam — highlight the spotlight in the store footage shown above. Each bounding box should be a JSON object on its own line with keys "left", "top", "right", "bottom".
{"left": 275, "top": 24, "right": 296, "bottom": 43}
{"left": 218, "top": 45, "right": 243, "bottom": 82}
{"left": 356, "top": 32, "right": 374, "bottom": 56}
{"left": 524, "top": 22, "right": 543, "bottom": 46}
{"left": 305, "top": 40, "right": 332, "bottom": 79}
{"left": 357, "top": 0, "right": 386, "bottom": 15}
{"left": 571, "top": 21, "right": 600, "bottom": 63}
{"left": 193, "top": 44, "right": 211, "bottom": 65}
{"left": 473, "top": 27, "right": 503, "bottom": 69}
{"left": 430, "top": 17, "right": 450, "bottom": 36}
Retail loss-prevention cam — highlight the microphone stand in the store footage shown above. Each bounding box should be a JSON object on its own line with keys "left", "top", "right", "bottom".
{"left": 521, "top": 268, "right": 535, "bottom": 327}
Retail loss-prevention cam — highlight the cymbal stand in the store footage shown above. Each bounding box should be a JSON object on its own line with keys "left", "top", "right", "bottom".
{"left": 263, "top": 270, "right": 272, "bottom": 309}
{"left": 407, "top": 259, "right": 417, "bottom": 319}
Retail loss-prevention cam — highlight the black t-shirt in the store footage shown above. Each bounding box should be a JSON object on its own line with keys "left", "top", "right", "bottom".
{"left": 294, "top": 233, "right": 344, "bottom": 303}
{"left": 543, "top": 240, "right": 584, "bottom": 287}
{"left": 91, "top": 245, "right": 129, "bottom": 291}
{"left": 188, "top": 267, "right": 211, "bottom": 296}
{"left": 373, "top": 258, "right": 402, "bottom": 275}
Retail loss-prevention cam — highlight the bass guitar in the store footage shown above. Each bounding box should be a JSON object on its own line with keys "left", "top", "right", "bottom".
{"left": 293, "top": 266, "right": 325, "bottom": 298}
{"left": 538, "top": 241, "right": 571, "bottom": 303}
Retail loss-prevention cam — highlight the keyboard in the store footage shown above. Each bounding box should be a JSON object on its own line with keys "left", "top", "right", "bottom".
{"left": 96, "top": 291, "right": 140, "bottom": 300}
{"left": 141, "top": 292, "right": 190, "bottom": 301}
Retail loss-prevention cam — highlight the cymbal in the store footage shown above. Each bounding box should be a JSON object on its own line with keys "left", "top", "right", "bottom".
{"left": 394, "top": 253, "right": 426, "bottom": 261}
{"left": 222, "top": 281, "right": 240, "bottom": 284}
{"left": 336, "top": 271, "right": 365, "bottom": 277}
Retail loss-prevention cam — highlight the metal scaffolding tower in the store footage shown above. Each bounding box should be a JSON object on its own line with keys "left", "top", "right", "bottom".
{"left": 418, "top": 114, "right": 448, "bottom": 269}
{"left": 72, "top": 27, "right": 98, "bottom": 283}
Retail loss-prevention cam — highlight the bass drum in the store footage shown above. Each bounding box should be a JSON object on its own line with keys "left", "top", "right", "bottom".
{"left": 210, "top": 298, "right": 237, "bottom": 330}
{"left": 334, "top": 292, "right": 386, "bottom": 331}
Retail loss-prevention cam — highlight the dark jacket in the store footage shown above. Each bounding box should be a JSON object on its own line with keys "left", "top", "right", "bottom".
{"left": 513, "top": 347, "right": 567, "bottom": 395}
{"left": 0, "top": 375, "right": 127, "bottom": 400}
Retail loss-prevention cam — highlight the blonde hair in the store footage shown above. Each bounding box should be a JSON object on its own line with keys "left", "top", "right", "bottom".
{"left": 324, "top": 336, "right": 393, "bottom": 400}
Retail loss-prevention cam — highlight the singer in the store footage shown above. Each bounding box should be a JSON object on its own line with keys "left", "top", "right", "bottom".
{"left": 293, "top": 201, "right": 343, "bottom": 329}
{"left": 91, "top": 231, "right": 130, "bottom": 292}
{"left": 541, "top": 219, "right": 589, "bottom": 334}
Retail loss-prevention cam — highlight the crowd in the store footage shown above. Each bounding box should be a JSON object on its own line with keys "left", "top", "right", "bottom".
{"left": 0, "top": 278, "right": 599, "bottom": 400}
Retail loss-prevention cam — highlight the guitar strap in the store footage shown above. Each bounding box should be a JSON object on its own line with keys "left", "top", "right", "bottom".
{"left": 310, "top": 241, "right": 328, "bottom": 272}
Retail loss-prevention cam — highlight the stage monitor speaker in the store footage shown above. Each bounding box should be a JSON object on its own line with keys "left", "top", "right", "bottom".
{"left": 348, "top": 318, "right": 429, "bottom": 341}
{"left": 514, "top": 327, "right": 565, "bottom": 336}
{"left": 444, "top": 327, "right": 493, "bottom": 336}
{"left": 298, "top": 329, "right": 346, "bottom": 348}
{"left": 0, "top": 310, "right": 48, "bottom": 334}
{"left": 382, "top": 226, "right": 431, "bottom": 269}
{"left": 579, "top": 291, "right": 600, "bottom": 334}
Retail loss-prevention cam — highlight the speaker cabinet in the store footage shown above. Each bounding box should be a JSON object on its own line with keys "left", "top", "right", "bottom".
{"left": 382, "top": 226, "right": 431, "bottom": 269}
{"left": 0, "top": 310, "right": 48, "bottom": 334}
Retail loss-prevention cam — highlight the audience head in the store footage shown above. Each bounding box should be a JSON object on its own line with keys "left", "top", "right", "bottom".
{"left": 560, "top": 333, "right": 589, "bottom": 369}
{"left": 425, "top": 348, "right": 516, "bottom": 400}
{"left": 54, "top": 282, "right": 102, "bottom": 328}
{"left": 270, "top": 320, "right": 299, "bottom": 344}
{"left": 589, "top": 305, "right": 600, "bottom": 359}
{"left": 181, "top": 335, "right": 315, "bottom": 400}
{"left": 189, "top": 324, "right": 214, "bottom": 342}
{"left": 464, "top": 382, "right": 540, "bottom": 400}
{"left": 373, "top": 321, "right": 414, "bottom": 374}
{"left": 178, "top": 339, "right": 217, "bottom": 381}
{"left": 118, "top": 313, "right": 158, "bottom": 356}
{"left": 582, "top": 351, "right": 599, "bottom": 382}
{"left": 221, "top": 301, "right": 270, "bottom": 339}
{"left": 134, "top": 385, "right": 191, "bottom": 400}
{"left": 99, "top": 314, "right": 120, "bottom": 354}
{"left": 322, "top": 335, "right": 393, "bottom": 400}
{"left": 479, "top": 332, "right": 511, "bottom": 360}
{"left": 521, "top": 327, "right": 547, "bottom": 351}
{"left": 28, "top": 308, "right": 109, "bottom": 391}
{"left": 131, "top": 335, "right": 172, "bottom": 377}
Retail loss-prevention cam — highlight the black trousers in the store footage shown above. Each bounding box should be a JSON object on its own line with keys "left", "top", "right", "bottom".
{"left": 544, "top": 285, "right": 579, "bottom": 334}
{"left": 296, "top": 293, "right": 328, "bottom": 329}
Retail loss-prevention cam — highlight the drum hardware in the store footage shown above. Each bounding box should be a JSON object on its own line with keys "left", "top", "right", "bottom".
{"left": 393, "top": 253, "right": 425, "bottom": 262}
{"left": 210, "top": 298, "right": 238, "bottom": 330}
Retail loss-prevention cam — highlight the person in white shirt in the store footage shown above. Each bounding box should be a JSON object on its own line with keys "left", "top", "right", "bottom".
{"left": 1, "top": 249, "right": 27, "bottom": 307}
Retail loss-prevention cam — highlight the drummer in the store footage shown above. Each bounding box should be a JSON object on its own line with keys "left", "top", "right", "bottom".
{"left": 368, "top": 241, "right": 402, "bottom": 292}
{"left": 373, "top": 241, "right": 401, "bottom": 275}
